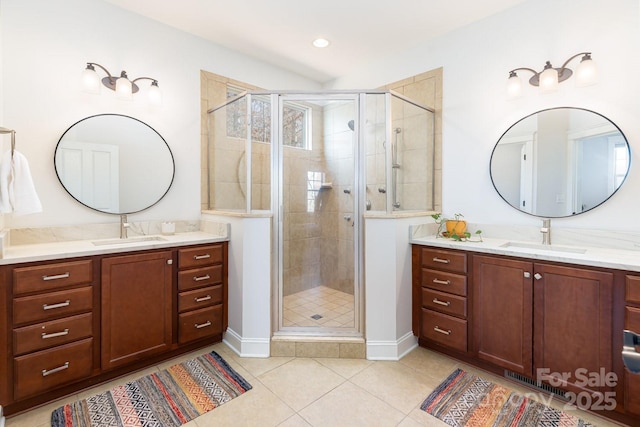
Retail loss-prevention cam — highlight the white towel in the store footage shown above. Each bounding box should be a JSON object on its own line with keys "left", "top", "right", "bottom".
{"left": 0, "top": 150, "right": 42, "bottom": 215}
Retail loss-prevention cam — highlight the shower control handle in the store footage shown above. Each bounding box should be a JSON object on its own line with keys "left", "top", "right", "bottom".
{"left": 343, "top": 215, "right": 351, "bottom": 221}
{"left": 378, "top": 187, "right": 386, "bottom": 194}
{"left": 343, "top": 188, "right": 351, "bottom": 194}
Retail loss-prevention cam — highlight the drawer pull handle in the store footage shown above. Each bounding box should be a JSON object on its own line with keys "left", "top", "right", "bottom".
{"left": 193, "top": 254, "right": 211, "bottom": 260}
{"left": 432, "top": 298, "right": 451, "bottom": 307}
{"left": 195, "top": 295, "right": 212, "bottom": 303}
{"left": 434, "top": 326, "right": 451, "bottom": 335}
{"left": 43, "top": 300, "right": 70, "bottom": 310}
{"left": 193, "top": 274, "right": 211, "bottom": 282}
{"left": 195, "top": 320, "right": 212, "bottom": 329}
{"left": 42, "top": 329, "right": 69, "bottom": 339}
{"left": 42, "top": 272, "right": 70, "bottom": 281}
{"left": 432, "top": 278, "right": 451, "bottom": 285}
{"left": 42, "top": 362, "right": 69, "bottom": 377}
{"left": 432, "top": 257, "right": 451, "bottom": 264}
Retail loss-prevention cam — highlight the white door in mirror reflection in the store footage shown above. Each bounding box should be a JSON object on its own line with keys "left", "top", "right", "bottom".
{"left": 491, "top": 135, "right": 533, "bottom": 214}
{"left": 572, "top": 132, "right": 627, "bottom": 214}
{"left": 56, "top": 141, "right": 119, "bottom": 212}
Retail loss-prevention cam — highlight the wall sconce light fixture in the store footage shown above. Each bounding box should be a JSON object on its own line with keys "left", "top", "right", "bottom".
{"left": 82, "top": 62, "right": 162, "bottom": 104}
{"left": 507, "top": 52, "right": 597, "bottom": 97}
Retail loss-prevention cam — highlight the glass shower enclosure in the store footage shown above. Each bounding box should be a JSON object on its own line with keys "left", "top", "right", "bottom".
{"left": 207, "top": 90, "right": 434, "bottom": 337}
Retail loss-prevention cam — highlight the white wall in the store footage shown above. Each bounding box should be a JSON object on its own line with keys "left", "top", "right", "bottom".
{"left": 330, "top": 0, "right": 640, "bottom": 232}
{"left": 0, "top": 0, "right": 319, "bottom": 228}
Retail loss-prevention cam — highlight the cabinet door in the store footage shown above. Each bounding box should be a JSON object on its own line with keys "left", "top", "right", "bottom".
{"left": 533, "top": 263, "right": 613, "bottom": 396}
{"left": 473, "top": 255, "right": 533, "bottom": 376}
{"left": 101, "top": 251, "right": 173, "bottom": 370}
{"left": 625, "top": 306, "right": 640, "bottom": 415}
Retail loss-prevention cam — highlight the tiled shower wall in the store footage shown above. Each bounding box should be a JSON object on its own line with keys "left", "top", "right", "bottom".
{"left": 283, "top": 100, "right": 355, "bottom": 297}
{"left": 382, "top": 68, "right": 442, "bottom": 213}
{"left": 282, "top": 104, "right": 328, "bottom": 295}
{"left": 320, "top": 102, "right": 355, "bottom": 295}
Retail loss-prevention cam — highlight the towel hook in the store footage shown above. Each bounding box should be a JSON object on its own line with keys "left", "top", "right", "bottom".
{"left": 0, "top": 126, "right": 16, "bottom": 158}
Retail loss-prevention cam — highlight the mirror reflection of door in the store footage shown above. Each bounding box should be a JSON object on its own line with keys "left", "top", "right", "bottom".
{"left": 573, "top": 132, "right": 628, "bottom": 214}
{"left": 56, "top": 141, "right": 119, "bottom": 212}
{"left": 491, "top": 135, "right": 534, "bottom": 214}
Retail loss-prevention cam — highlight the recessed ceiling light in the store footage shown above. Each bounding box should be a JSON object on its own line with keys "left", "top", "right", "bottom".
{"left": 312, "top": 38, "right": 330, "bottom": 48}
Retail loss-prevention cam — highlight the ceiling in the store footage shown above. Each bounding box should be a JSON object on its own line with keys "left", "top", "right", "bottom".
{"left": 103, "top": 0, "right": 528, "bottom": 83}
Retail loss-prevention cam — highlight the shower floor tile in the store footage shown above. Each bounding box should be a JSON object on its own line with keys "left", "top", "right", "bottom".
{"left": 283, "top": 286, "right": 355, "bottom": 328}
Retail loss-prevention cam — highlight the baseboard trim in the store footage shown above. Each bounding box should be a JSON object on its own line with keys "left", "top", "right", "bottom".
{"left": 366, "top": 332, "right": 418, "bottom": 360}
{"left": 223, "top": 328, "right": 270, "bottom": 358}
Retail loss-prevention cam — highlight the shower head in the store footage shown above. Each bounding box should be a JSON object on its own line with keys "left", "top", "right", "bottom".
{"left": 348, "top": 120, "right": 355, "bottom": 131}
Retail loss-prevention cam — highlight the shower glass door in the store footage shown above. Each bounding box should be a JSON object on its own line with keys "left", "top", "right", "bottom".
{"left": 277, "top": 94, "right": 361, "bottom": 335}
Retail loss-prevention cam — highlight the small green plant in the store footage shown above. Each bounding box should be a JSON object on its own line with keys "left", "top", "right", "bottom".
{"left": 431, "top": 212, "right": 483, "bottom": 242}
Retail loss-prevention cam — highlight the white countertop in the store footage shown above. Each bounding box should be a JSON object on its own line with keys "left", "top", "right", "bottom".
{"left": 0, "top": 231, "right": 228, "bottom": 265}
{"left": 410, "top": 235, "right": 640, "bottom": 273}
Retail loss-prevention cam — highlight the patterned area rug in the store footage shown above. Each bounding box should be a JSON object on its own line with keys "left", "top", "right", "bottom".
{"left": 51, "top": 350, "right": 252, "bottom": 427}
{"left": 421, "top": 368, "right": 595, "bottom": 427}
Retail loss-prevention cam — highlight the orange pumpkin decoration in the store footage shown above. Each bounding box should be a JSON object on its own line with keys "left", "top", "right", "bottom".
{"left": 445, "top": 219, "right": 467, "bottom": 235}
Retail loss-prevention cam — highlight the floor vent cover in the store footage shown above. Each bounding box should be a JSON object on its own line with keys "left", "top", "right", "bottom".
{"left": 504, "top": 370, "right": 568, "bottom": 400}
{"left": 310, "top": 314, "right": 323, "bottom": 320}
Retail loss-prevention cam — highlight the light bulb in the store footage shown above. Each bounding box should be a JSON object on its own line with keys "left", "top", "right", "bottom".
{"left": 115, "top": 73, "right": 133, "bottom": 100}
{"left": 575, "top": 54, "right": 598, "bottom": 87}
{"left": 539, "top": 65, "right": 559, "bottom": 93}
{"left": 148, "top": 81, "right": 162, "bottom": 105}
{"left": 507, "top": 71, "right": 522, "bottom": 98}
{"left": 81, "top": 65, "right": 100, "bottom": 94}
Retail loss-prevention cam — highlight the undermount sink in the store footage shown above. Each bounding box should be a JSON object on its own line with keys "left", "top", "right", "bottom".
{"left": 92, "top": 236, "right": 167, "bottom": 246}
{"left": 500, "top": 241, "right": 587, "bottom": 254}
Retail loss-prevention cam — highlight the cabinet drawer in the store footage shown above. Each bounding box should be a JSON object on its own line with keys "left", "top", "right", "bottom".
{"left": 422, "top": 268, "right": 467, "bottom": 296}
{"left": 13, "top": 260, "right": 92, "bottom": 295}
{"left": 14, "top": 338, "right": 93, "bottom": 400}
{"left": 178, "top": 305, "right": 222, "bottom": 344}
{"left": 178, "top": 265, "right": 223, "bottom": 291}
{"left": 179, "top": 245, "right": 223, "bottom": 269}
{"left": 421, "top": 248, "right": 466, "bottom": 274}
{"left": 13, "top": 313, "right": 93, "bottom": 355}
{"left": 422, "top": 308, "right": 467, "bottom": 352}
{"left": 626, "top": 306, "right": 640, "bottom": 331}
{"left": 626, "top": 370, "right": 640, "bottom": 415}
{"left": 422, "top": 288, "right": 467, "bottom": 318}
{"left": 627, "top": 275, "right": 640, "bottom": 304}
{"left": 178, "top": 285, "right": 222, "bottom": 313}
{"left": 13, "top": 286, "right": 93, "bottom": 326}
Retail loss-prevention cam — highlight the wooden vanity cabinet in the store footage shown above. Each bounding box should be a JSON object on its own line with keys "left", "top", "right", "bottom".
{"left": 101, "top": 250, "right": 173, "bottom": 370}
{"left": 532, "top": 263, "right": 613, "bottom": 398}
{"left": 624, "top": 275, "right": 640, "bottom": 415}
{"left": 472, "top": 255, "right": 532, "bottom": 376}
{"left": 413, "top": 245, "right": 624, "bottom": 421}
{"left": 414, "top": 247, "right": 469, "bottom": 353}
{"left": 0, "top": 241, "right": 228, "bottom": 417}
{"left": 177, "top": 244, "right": 227, "bottom": 344}
{"left": 10, "top": 259, "right": 96, "bottom": 401}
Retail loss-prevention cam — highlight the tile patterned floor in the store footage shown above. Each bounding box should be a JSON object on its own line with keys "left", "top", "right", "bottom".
{"left": 283, "top": 286, "right": 354, "bottom": 328}
{"left": 4, "top": 342, "right": 624, "bottom": 427}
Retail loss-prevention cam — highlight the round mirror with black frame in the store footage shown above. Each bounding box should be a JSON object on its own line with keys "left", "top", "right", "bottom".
{"left": 490, "top": 107, "right": 630, "bottom": 218}
{"left": 54, "top": 114, "right": 175, "bottom": 214}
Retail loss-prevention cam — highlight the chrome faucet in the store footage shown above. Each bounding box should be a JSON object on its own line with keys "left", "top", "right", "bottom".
{"left": 120, "top": 214, "right": 130, "bottom": 239}
{"left": 541, "top": 218, "right": 551, "bottom": 245}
